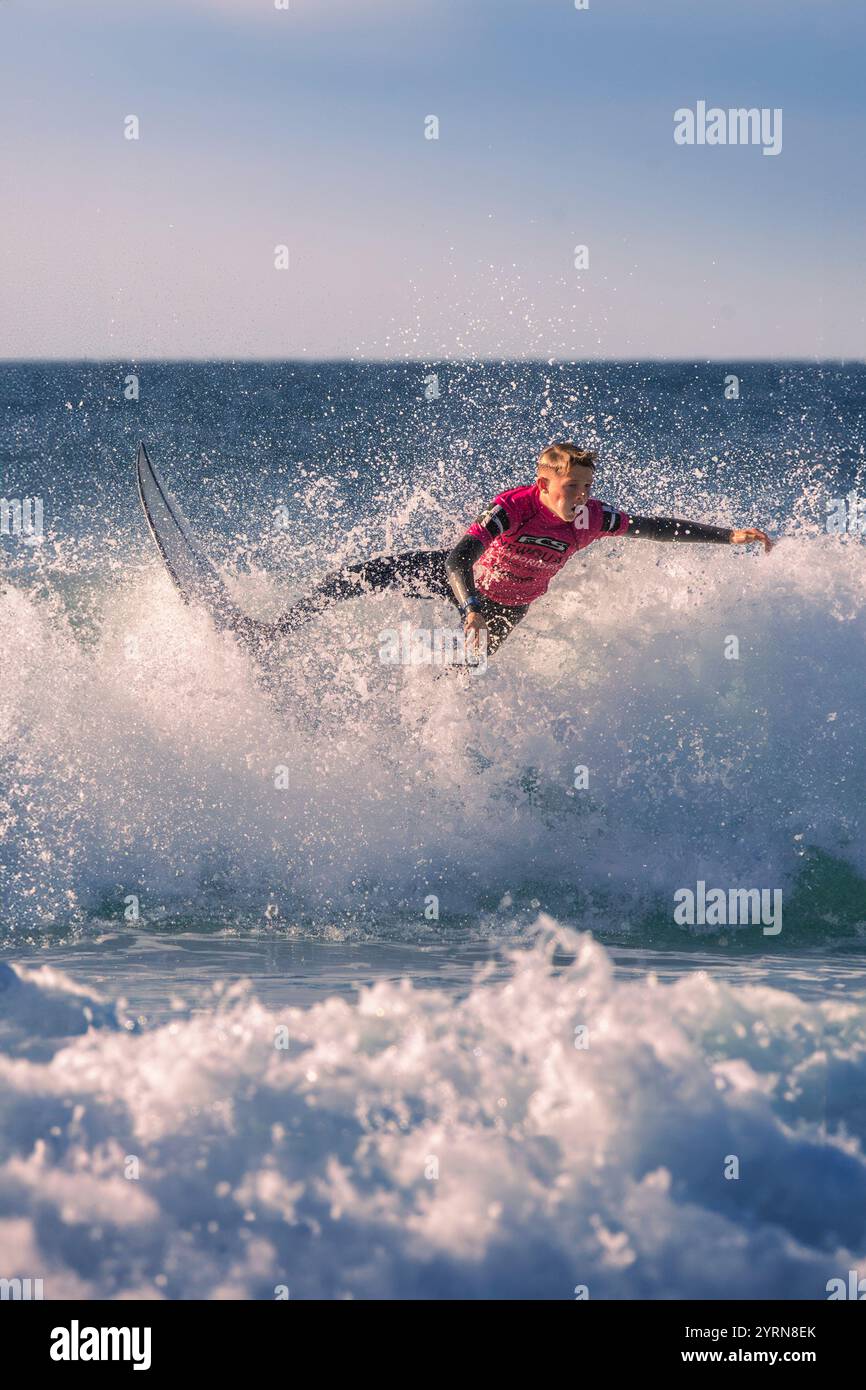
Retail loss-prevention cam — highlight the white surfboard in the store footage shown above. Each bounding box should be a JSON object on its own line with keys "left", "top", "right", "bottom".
{"left": 136, "top": 442, "right": 243, "bottom": 633}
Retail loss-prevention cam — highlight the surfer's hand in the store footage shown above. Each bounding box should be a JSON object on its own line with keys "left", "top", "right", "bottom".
{"left": 463, "top": 611, "right": 488, "bottom": 654}
{"left": 730, "top": 527, "right": 773, "bottom": 554}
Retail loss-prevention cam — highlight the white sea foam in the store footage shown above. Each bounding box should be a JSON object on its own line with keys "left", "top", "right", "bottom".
{"left": 0, "top": 920, "right": 864, "bottom": 1299}
{"left": 2, "top": 531, "right": 865, "bottom": 935}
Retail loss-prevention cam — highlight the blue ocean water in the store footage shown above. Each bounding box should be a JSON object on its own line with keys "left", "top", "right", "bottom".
{"left": 1, "top": 360, "right": 866, "bottom": 1298}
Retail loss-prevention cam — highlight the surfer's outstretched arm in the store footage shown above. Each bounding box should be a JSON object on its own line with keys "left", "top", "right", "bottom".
{"left": 623, "top": 516, "right": 774, "bottom": 553}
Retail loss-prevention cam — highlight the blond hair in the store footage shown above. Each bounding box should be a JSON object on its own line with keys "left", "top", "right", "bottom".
{"left": 537, "top": 442, "right": 597, "bottom": 477}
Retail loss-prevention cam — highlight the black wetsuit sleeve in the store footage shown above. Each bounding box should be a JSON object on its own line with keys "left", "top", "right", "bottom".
{"left": 445, "top": 533, "right": 485, "bottom": 607}
{"left": 624, "top": 515, "right": 734, "bottom": 543}
{"left": 446, "top": 498, "right": 513, "bottom": 607}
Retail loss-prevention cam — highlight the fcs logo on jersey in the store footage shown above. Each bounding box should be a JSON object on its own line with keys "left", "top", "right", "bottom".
{"left": 516, "top": 535, "right": 569, "bottom": 552}
{"left": 475, "top": 503, "right": 510, "bottom": 538}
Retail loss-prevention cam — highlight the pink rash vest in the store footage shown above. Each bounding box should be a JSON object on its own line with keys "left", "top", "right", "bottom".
{"left": 464, "top": 484, "right": 630, "bottom": 606}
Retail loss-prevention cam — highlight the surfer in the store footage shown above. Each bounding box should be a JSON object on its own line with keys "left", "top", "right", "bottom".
{"left": 242, "top": 442, "right": 773, "bottom": 659}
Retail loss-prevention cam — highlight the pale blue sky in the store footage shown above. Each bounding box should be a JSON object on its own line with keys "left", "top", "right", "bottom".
{"left": 1, "top": 0, "right": 863, "bottom": 358}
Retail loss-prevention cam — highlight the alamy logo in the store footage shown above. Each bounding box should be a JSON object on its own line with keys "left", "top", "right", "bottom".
{"left": 674, "top": 102, "right": 782, "bottom": 157}
{"left": 826, "top": 492, "right": 866, "bottom": 535}
{"left": 379, "top": 621, "right": 487, "bottom": 672}
{"left": 0, "top": 496, "right": 43, "bottom": 542}
{"left": 674, "top": 881, "right": 782, "bottom": 935}
{"left": 0, "top": 1277, "right": 43, "bottom": 1299}
{"left": 50, "top": 1321, "right": 152, "bottom": 1371}
{"left": 826, "top": 1270, "right": 866, "bottom": 1300}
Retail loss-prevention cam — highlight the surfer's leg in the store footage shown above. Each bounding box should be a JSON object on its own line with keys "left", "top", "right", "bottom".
{"left": 227, "top": 551, "right": 450, "bottom": 649}
{"left": 272, "top": 549, "right": 451, "bottom": 632}
{"left": 477, "top": 599, "right": 528, "bottom": 656}
{"left": 233, "top": 557, "right": 528, "bottom": 662}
